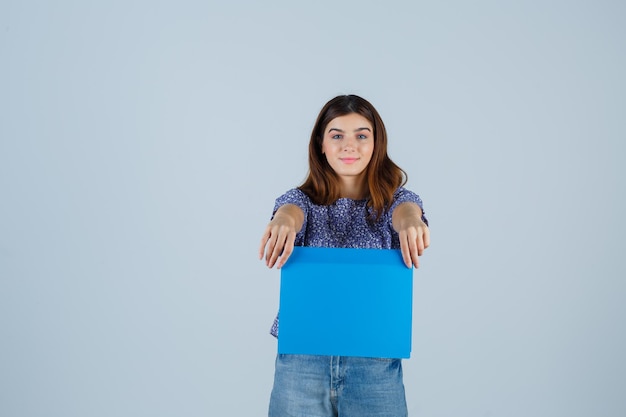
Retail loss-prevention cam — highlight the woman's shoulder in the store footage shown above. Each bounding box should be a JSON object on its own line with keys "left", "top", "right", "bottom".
{"left": 391, "top": 186, "right": 424, "bottom": 207}
{"left": 274, "top": 187, "right": 312, "bottom": 210}
{"left": 277, "top": 187, "right": 310, "bottom": 201}
{"left": 393, "top": 186, "right": 419, "bottom": 199}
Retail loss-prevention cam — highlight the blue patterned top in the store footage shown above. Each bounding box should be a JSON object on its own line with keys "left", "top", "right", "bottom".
{"left": 270, "top": 186, "right": 427, "bottom": 337}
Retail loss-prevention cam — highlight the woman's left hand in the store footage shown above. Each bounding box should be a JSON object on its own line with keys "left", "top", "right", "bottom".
{"left": 392, "top": 202, "right": 430, "bottom": 268}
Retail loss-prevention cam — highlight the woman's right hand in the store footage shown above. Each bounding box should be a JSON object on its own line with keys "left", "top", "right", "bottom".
{"left": 258, "top": 204, "right": 305, "bottom": 269}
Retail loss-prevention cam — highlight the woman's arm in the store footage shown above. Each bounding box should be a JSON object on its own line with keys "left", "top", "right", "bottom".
{"left": 392, "top": 202, "right": 430, "bottom": 268}
{"left": 259, "top": 204, "right": 305, "bottom": 269}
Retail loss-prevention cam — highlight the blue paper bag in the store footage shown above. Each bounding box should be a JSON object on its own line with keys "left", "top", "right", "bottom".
{"left": 278, "top": 247, "right": 413, "bottom": 358}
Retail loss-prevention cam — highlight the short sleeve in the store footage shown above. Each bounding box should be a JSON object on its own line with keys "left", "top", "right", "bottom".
{"left": 389, "top": 187, "right": 429, "bottom": 226}
{"left": 271, "top": 188, "right": 310, "bottom": 244}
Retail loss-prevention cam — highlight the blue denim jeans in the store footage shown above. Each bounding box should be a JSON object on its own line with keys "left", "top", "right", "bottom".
{"left": 269, "top": 354, "right": 408, "bottom": 417}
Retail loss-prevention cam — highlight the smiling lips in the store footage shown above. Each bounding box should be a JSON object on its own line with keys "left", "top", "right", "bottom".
{"left": 340, "top": 158, "right": 359, "bottom": 164}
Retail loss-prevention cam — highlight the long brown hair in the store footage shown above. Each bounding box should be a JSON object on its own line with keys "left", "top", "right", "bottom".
{"left": 299, "top": 95, "right": 407, "bottom": 219}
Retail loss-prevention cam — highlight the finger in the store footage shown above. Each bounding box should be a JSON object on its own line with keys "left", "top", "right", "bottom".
{"left": 267, "top": 237, "right": 282, "bottom": 268}
{"left": 408, "top": 232, "right": 420, "bottom": 269}
{"left": 423, "top": 227, "right": 430, "bottom": 249}
{"left": 399, "top": 231, "right": 412, "bottom": 268}
{"left": 258, "top": 228, "right": 271, "bottom": 260}
{"left": 276, "top": 232, "right": 296, "bottom": 269}
{"left": 268, "top": 229, "right": 289, "bottom": 268}
{"left": 406, "top": 227, "right": 423, "bottom": 268}
{"left": 265, "top": 231, "right": 279, "bottom": 266}
{"left": 416, "top": 230, "right": 425, "bottom": 257}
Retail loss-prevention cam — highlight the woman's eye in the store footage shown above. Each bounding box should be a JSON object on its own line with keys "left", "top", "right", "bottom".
{"left": 332, "top": 134, "right": 342, "bottom": 139}
{"left": 358, "top": 134, "right": 368, "bottom": 139}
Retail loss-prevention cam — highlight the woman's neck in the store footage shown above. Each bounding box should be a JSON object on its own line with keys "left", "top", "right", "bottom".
{"left": 338, "top": 177, "right": 368, "bottom": 200}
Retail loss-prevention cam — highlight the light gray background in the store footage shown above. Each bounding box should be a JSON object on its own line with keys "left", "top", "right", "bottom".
{"left": 1, "top": 1, "right": 624, "bottom": 416}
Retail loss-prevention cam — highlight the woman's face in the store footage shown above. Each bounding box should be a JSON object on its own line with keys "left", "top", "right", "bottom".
{"left": 321, "top": 113, "right": 374, "bottom": 182}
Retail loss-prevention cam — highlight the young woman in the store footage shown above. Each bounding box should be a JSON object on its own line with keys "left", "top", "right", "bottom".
{"left": 259, "top": 94, "right": 430, "bottom": 417}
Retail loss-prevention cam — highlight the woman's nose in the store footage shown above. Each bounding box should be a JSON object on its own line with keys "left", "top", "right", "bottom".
{"left": 343, "top": 136, "right": 357, "bottom": 150}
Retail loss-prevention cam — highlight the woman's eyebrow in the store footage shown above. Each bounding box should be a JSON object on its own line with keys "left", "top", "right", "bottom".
{"left": 327, "top": 127, "right": 372, "bottom": 133}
